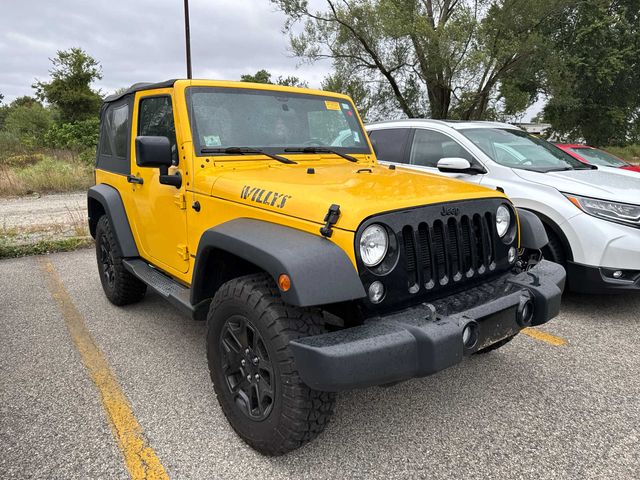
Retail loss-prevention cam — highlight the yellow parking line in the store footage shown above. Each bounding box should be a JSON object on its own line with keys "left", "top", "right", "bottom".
{"left": 521, "top": 327, "right": 568, "bottom": 346}
{"left": 39, "top": 257, "right": 169, "bottom": 480}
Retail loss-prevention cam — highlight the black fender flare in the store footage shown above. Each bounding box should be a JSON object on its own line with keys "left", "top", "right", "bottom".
{"left": 87, "top": 184, "right": 139, "bottom": 257}
{"left": 516, "top": 208, "right": 549, "bottom": 250}
{"left": 191, "top": 219, "right": 366, "bottom": 307}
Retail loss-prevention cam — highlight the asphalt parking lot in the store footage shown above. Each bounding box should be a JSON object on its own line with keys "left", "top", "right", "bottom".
{"left": 1, "top": 248, "right": 639, "bottom": 479}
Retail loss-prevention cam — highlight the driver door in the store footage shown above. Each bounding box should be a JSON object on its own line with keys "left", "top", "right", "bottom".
{"left": 127, "top": 92, "right": 189, "bottom": 275}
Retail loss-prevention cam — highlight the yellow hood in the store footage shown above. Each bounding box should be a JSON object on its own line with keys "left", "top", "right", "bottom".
{"left": 206, "top": 162, "right": 505, "bottom": 231}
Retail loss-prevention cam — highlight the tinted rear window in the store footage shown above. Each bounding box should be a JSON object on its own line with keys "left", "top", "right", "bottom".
{"left": 368, "top": 128, "right": 410, "bottom": 163}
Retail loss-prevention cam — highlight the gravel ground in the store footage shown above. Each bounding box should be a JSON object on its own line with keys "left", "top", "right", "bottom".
{"left": 1, "top": 249, "right": 639, "bottom": 479}
{"left": 0, "top": 192, "right": 87, "bottom": 244}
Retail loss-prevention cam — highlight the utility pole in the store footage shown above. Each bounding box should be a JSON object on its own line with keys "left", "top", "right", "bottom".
{"left": 184, "top": 0, "right": 192, "bottom": 79}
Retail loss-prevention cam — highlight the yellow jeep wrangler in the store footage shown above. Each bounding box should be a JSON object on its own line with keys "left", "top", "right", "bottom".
{"left": 88, "top": 79, "right": 565, "bottom": 455}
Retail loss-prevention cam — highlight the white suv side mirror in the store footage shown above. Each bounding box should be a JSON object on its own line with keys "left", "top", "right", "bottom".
{"left": 437, "top": 157, "right": 486, "bottom": 175}
{"left": 437, "top": 157, "right": 471, "bottom": 172}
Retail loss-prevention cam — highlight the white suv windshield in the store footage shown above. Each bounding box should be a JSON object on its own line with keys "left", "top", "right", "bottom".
{"left": 187, "top": 87, "right": 370, "bottom": 156}
{"left": 461, "top": 128, "right": 589, "bottom": 172}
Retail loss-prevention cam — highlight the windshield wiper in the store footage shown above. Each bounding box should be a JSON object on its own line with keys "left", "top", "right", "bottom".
{"left": 543, "top": 166, "right": 574, "bottom": 172}
{"left": 284, "top": 146, "right": 358, "bottom": 163}
{"left": 200, "top": 147, "right": 297, "bottom": 164}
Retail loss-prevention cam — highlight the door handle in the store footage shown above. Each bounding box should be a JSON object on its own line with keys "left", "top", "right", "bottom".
{"left": 127, "top": 174, "right": 144, "bottom": 185}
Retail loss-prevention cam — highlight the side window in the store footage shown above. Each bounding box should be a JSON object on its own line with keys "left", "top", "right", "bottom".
{"left": 410, "top": 129, "right": 473, "bottom": 167}
{"left": 97, "top": 99, "right": 131, "bottom": 175}
{"left": 138, "top": 96, "right": 178, "bottom": 164}
{"left": 367, "top": 128, "right": 411, "bottom": 163}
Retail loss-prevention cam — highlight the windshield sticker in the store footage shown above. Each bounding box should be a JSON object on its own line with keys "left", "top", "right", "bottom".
{"left": 325, "top": 100, "right": 340, "bottom": 111}
{"left": 341, "top": 103, "right": 350, "bottom": 110}
{"left": 241, "top": 185, "right": 292, "bottom": 209}
{"left": 353, "top": 132, "right": 360, "bottom": 142}
{"left": 204, "top": 135, "right": 221, "bottom": 147}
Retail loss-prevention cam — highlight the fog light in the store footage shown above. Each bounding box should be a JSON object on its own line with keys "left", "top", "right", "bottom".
{"left": 462, "top": 321, "right": 478, "bottom": 348}
{"left": 508, "top": 246, "right": 517, "bottom": 264}
{"left": 516, "top": 298, "right": 535, "bottom": 326}
{"left": 368, "top": 281, "right": 385, "bottom": 303}
{"left": 613, "top": 270, "right": 623, "bottom": 279}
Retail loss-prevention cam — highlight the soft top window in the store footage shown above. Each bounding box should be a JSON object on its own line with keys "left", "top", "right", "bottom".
{"left": 97, "top": 97, "right": 131, "bottom": 175}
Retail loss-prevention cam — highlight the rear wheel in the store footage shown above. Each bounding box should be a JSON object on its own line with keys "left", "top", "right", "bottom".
{"left": 206, "top": 273, "right": 335, "bottom": 456}
{"left": 95, "top": 215, "right": 146, "bottom": 306}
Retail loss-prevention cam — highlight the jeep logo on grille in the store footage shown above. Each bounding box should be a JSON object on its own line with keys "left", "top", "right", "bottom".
{"left": 441, "top": 206, "right": 460, "bottom": 217}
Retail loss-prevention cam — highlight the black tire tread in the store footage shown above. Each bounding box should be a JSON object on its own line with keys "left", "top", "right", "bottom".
{"left": 542, "top": 228, "right": 566, "bottom": 266}
{"left": 207, "top": 273, "right": 335, "bottom": 456}
{"left": 95, "top": 215, "right": 146, "bottom": 306}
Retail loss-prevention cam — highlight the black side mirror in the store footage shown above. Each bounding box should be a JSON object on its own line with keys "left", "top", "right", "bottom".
{"left": 135, "top": 136, "right": 182, "bottom": 188}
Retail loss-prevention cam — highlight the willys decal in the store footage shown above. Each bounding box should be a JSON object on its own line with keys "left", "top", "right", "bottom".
{"left": 241, "top": 185, "right": 292, "bottom": 209}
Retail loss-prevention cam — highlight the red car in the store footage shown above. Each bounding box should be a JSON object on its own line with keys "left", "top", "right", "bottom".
{"left": 555, "top": 144, "right": 640, "bottom": 173}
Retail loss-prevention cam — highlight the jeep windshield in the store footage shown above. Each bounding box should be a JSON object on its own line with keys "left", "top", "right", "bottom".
{"left": 460, "top": 128, "right": 591, "bottom": 172}
{"left": 187, "top": 87, "right": 370, "bottom": 158}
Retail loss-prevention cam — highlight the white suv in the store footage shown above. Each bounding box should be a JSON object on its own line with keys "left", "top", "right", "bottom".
{"left": 366, "top": 120, "right": 640, "bottom": 293}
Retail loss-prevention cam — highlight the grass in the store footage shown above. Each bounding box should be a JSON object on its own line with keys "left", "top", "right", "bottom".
{"left": 0, "top": 236, "right": 93, "bottom": 259}
{"left": 604, "top": 144, "right": 640, "bottom": 164}
{"left": 0, "top": 150, "right": 94, "bottom": 196}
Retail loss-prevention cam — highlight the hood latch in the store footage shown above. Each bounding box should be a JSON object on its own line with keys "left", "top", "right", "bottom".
{"left": 320, "top": 204, "right": 341, "bottom": 238}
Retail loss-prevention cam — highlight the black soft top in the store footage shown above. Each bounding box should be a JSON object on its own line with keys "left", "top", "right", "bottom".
{"left": 103, "top": 79, "right": 178, "bottom": 103}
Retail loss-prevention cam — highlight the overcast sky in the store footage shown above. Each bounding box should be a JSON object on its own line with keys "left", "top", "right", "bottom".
{"left": 0, "top": 0, "right": 541, "bottom": 119}
{"left": 0, "top": 0, "right": 330, "bottom": 103}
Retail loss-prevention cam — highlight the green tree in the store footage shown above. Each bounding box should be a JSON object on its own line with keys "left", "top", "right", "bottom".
{"left": 322, "top": 68, "right": 377, "bottom": 121}
{"left": 240, "top": 69, "right": 308, "bottom": 88}
{"left": 272, "top": 0, "right": 569, "bottom": 120}
{"left": 542, "top": 0, "right": 640, "bottom": 146}
{"left": 33, "top": 47, "right": 103, "bottom": 123}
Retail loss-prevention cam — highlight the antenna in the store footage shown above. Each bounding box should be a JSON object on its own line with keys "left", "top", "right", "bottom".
{"left": 184, "top": 0, "right": 192, "bottom": 79}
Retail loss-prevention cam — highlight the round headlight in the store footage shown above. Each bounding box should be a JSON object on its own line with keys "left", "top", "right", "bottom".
{"left": 496, "top": 205, "right": 511, "bottom": 238}
{"left": 359, "top": 224, "right": 388, "bottom": 267}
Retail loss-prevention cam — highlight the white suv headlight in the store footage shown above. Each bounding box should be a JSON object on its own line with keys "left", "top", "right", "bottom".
{"left": 496, "top": 204, "right": 511, "bottom": 237}
{"left": 359, "top": 224, "right": 388, "bottom": 267}
{"left": 564, "top": 194, "right": 640, "bottom": 227}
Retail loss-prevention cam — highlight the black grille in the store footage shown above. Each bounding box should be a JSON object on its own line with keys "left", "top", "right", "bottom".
{"left": 401, "top": 212, "right": 496, "bottom": 292}
{"left": 356, "top": 198, "right": 514, "bottom": 311}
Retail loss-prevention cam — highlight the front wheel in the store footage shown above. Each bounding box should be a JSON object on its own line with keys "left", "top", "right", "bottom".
{"left": 206, "top": 273, "right": 335, "bottom": 456}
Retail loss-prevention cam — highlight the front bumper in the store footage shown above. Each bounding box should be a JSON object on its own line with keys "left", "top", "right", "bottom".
{"left": 567, "top": 261, "right": 640, "bottom": 294}
{"left": 290, "top": 260, "right": 565, "bottom": 392}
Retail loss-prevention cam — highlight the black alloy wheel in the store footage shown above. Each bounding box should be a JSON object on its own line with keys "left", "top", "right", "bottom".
{"left": 99, "top": 233, "right": 116, "bottom": 289}
{"left": 219, "top": 315, "right": 275, "bottom": 421}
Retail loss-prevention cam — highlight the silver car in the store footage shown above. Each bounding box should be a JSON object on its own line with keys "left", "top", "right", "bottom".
{"left": 366, "top": 120, "right": 640, "bottom": 293}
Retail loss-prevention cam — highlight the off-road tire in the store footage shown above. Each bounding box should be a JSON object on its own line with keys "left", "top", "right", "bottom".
{"left": 207, "top": 273, "right": 336, "bottom": 456}
{"left": 475, "top": 334, "right": 516, "bottom": 354}
{"left": 95, "top": 215, "right": 146, "bottom": 306}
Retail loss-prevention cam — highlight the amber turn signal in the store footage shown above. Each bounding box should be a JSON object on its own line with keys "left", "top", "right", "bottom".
{"left": 278, "top": 274, "right": 291, "bottom": 292}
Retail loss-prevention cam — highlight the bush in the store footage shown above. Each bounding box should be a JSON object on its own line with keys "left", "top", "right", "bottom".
{"left": 0, "top": 131, "right": 24, "bottom": 162}
{"left": 5, "top": 103, "right": 52, "bottom": 148}
{"left": 45, "top": 117, "right": 100, "bottom": 152}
